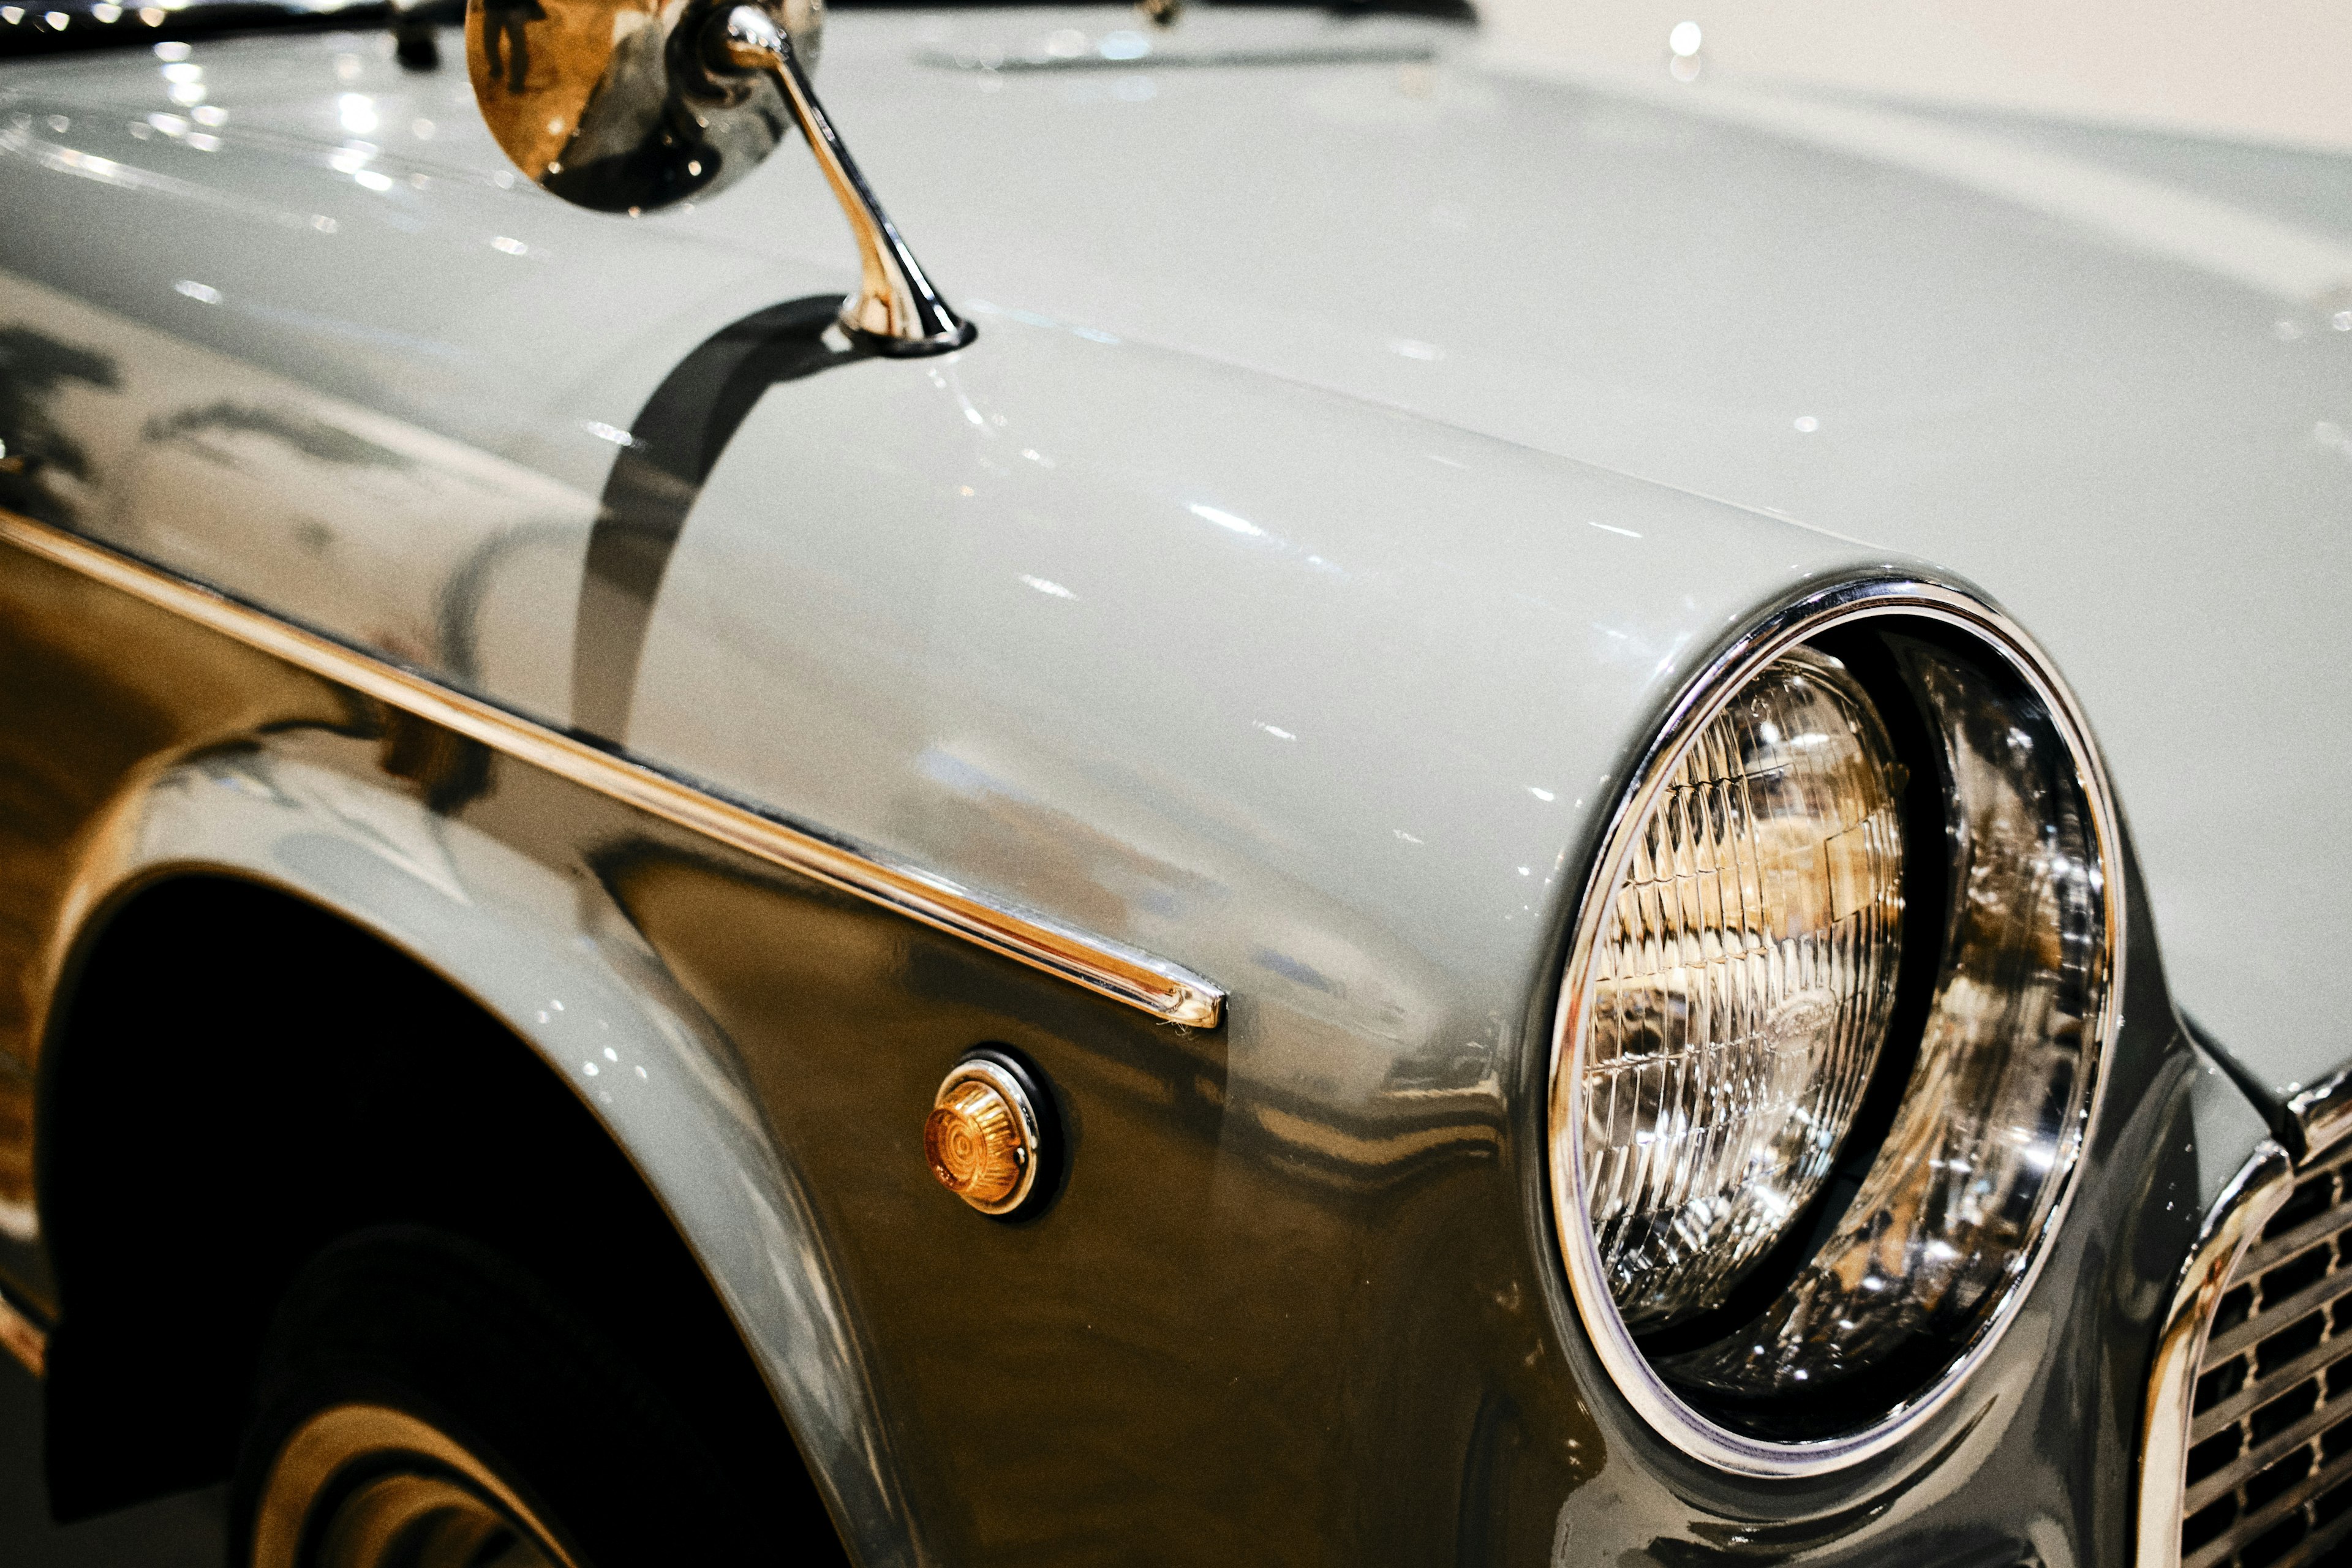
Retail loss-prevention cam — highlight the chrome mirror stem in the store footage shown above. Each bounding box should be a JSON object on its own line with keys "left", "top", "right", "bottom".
{"left": 711, "top": 4, "right": 974, "bottom": 356}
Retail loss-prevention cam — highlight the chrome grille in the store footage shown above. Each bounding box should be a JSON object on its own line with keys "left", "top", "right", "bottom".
{"left": 2181, "top": 1143, "right": 2352, "bottom": 1567}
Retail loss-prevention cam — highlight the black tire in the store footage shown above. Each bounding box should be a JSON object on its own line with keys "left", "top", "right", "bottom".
{"left": 230, "top": 1226, "right": 818, "bottom": 1567}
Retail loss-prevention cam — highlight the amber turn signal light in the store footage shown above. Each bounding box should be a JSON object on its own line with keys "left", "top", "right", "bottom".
{"left": 925, "top": 1054, "right": 1048, "bottom": 1216}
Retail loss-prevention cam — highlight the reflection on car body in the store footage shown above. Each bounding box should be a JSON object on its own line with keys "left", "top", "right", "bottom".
{"left": 0, "top": 1, "right": 2347, "bottom": 1564}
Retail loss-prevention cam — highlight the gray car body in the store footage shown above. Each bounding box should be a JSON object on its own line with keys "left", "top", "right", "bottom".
{"left": 0, "top": 5, "right": 2339, "bottom": 1563}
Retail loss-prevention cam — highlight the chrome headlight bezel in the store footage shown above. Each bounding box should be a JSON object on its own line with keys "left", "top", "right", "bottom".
{"left": 1545, "top": 576, "right": 2124, "bottom": 1477}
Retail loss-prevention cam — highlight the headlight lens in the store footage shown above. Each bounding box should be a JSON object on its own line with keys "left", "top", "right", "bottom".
{"left": 1583, "top": 649, "right": 1906, "bottom": 1330}
{"left": 1550, "top": 586, "right": 2117, "bottom": 1471}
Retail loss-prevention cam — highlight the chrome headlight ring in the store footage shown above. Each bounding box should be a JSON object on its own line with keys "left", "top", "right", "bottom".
{"left": 1546, "top": 576, "right": 2125, "bottom": 1477}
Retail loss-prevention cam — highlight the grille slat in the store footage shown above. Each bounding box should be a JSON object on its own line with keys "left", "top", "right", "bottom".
{"left": 2194, "top": 1335, "right": 2352, "bottom": 1444}
{"left": 2186, "top": 1387, "right": 2350, "bottom": 1511}
{"left": 2204, "top": 1261, "right": 2352, "bottom": 1363}
{"left": 2185, "top": 1397, "right": 2348, "bottom": 1517}
{"left": 2185, "top": 1456, "right": 2352, "bottom": 1568}
{"left": 2238, "top": 1210, "right": 2350, "bottom": 1278}
{"left": 2176, "top": 1147, "right": 2352, "bottom": 1568}
{"left": 2305, "top": 1491, "right": 2352, "bottom": 1556}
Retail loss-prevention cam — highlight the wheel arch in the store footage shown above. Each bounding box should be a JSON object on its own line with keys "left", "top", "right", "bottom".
{"left": 29, "top": 737, "right": 913, "bottom": 1566}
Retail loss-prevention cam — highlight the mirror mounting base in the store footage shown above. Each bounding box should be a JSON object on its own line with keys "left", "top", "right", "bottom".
{"left": 712, "top": 4, "right": 974, "bottom": 358}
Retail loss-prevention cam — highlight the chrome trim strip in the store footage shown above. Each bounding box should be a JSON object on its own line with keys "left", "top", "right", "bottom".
{"left": 2136, "top": 1140, "right": 2297, "bottom": 1568}
{"left": 0, "top": 510, "right": 1224, "bottom": 1029}
{"left": 0, "top": 1284, "right": 45, "bottom": 1379}
{"left": 1545, "top": 574, "right": 2128, "bottom": 1477}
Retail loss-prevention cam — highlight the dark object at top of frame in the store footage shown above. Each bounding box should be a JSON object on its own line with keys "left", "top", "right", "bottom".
{"left": 0, "top": 0, "right": 1466, "bottom": 62}
{"left": 0, "top": 0, "right": 404, "bottom": 59}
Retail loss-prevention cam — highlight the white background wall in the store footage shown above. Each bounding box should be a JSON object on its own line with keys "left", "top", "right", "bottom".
{"left": 1474, "top": 1, "right": 2352, "bottom": 153}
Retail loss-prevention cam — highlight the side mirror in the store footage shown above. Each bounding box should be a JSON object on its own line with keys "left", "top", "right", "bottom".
{"left": 465, "top": 0, "right": 972, "bottom": 355}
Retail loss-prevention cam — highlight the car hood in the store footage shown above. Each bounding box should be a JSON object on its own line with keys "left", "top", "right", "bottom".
{"left": 790, "top": 7, "right": 2352, "bottom": 1099}
{"left": 5, "top": 9, "right": 2348, "bottom": 1099}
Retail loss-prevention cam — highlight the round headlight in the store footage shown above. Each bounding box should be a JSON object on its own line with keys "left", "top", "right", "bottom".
{"left": 1583, "top": 648, "right": 1907, "bottom": 1331}
{"left": 1549, "top": 581, "right": 2119, "bottom": 1474}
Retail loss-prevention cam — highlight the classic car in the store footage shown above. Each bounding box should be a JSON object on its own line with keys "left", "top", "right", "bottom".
{"left": 0, "top": 0, "right": 2345, "bottom": 1563}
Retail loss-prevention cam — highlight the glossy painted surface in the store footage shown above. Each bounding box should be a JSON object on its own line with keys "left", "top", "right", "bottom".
{"left": 0, "top": 510, "right": 2233, "bottom": 1566}
{"left": 0, "top": 5, "right": 2329, "bottom": 1561}
{"left": 0, "top": 25, "right": 1926, "bottom": 1137}
{"left": 809, "top": 7, "right": 2352, "bottom": 1106}
{"left": 8, "top": 6, "right": 2345, "bottom": 1098}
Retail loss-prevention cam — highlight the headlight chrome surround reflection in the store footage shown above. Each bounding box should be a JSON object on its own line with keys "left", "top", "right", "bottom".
{"left": 1547, "top": 578, "right": 2122, "bottom": 1477}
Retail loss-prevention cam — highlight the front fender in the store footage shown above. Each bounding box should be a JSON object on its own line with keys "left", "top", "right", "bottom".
{"left": 41, "top": 727, "right": 923, "bottom": 1568}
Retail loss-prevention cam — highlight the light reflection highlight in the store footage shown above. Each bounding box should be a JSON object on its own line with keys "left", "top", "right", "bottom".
{"left": 1188, "top": 502, "right": 1265, "bottom": 538}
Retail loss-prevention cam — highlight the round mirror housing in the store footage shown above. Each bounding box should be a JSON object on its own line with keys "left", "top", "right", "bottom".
{"left": 463, "top": 0, "right": 970, "bottom": 354}
{"left": 466, "top": 0, "right": 821, "bottom": 213}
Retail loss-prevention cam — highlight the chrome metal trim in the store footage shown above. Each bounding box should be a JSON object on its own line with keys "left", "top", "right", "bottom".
{"left": 0, "top": 1284, "right": 45, "bottom": 1379}
{"left": 1545, "top": 575, "right": 2127, "bottom": 1477}
{"left": 711, "top": 5, "right": 974, "bottom": 356}
{"left": 2136, "top": 1141, "right": 2297, "bottom": 1568}
{"left": 0, "top": 510, "right": 1223, "bottom": 1029}
{"left": 2290, "top": 1066, "right": 2352, "bottom": 1166}
{"left": 2135, "top": 1079, "right": 2352, "bottom": 1567}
